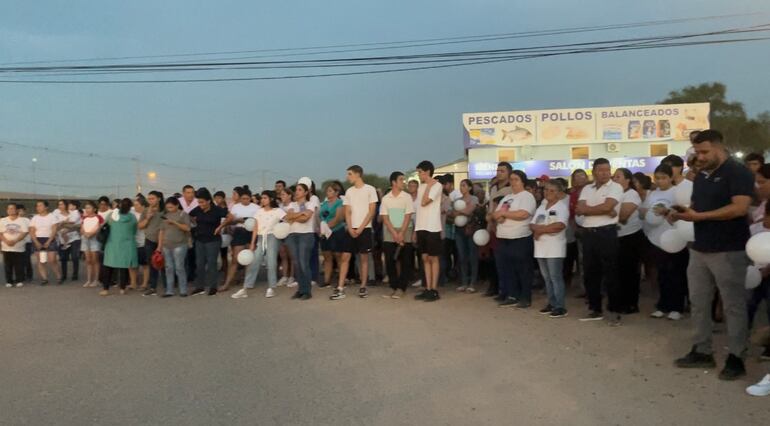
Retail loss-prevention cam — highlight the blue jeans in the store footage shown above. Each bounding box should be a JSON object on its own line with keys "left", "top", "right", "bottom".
{"left": 494, "top": 235, "right": 534, "bottom": 302}
{"left": 286, "top": 233, "right": 314, "bottom": 295}
{"left": 537, "top": 257, "right": 566, "bottom": 310}
{"left": 58, "top": 239, "right": 81, "bottom": 279}
{"left": 455, "top": 230, "right": 478, "bottom": 287}
{"left": 163, "top": 245, "right": 188, "bottom": 295}
{"left": 195, "top": 240, "right": 220, "bottom": 290}
{"left": 244, "top": 235, "right": 280, "bottom": 289}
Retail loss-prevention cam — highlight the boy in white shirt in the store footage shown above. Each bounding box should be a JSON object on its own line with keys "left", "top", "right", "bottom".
{"left": 414, "top": 161, "right": 443, "bottom": 302}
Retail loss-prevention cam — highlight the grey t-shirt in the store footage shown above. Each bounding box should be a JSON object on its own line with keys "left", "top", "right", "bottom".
{"left": 140, "top": 208, "right": 165, "bottom": 243}
{"left": 160, "top": 210, "right": 191, "bottom": 249}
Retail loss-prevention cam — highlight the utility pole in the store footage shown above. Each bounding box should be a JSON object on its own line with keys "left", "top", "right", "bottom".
{"left": 133, "top": 157, "right": 141, "bottom": 194}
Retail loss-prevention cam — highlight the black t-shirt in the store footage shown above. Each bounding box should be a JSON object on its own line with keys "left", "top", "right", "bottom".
{"left": 189, "top": 205, "right": 228, "bottom": 243}
{"left": 691, "top": 158, "right": 754, "bottom": 253}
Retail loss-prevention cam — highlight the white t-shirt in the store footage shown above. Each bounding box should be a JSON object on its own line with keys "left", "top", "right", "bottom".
{"left": 617, "top": 189, "right": 643, "bottom": 237}
{"left": 254, "top": 208, "right": 286, "bottom": 236}
{"left": 449, "top": 188, "right": 462, "bottom": 202}
{"left": 642, "top": 187, "right": 676, "bottom": 248}
{"left": 230, "top": 203, "right": 261, "bottom": 228}
{"left": 0, "top": 216, "right": 30, "bottom": 252}
{"left": 178, "top": 197, "right": 199, "bottom": 214}
{"left": 54, "top": 209, "right": 82, "bottom": 243}
{"left": 288, "top": 199, "right": 319, "bottom": 234}
{"left": 343, "top": 184, "right": 378, "bottom": 229}
{"left": 415, "top": 182, "right": 443, "bottom": 233}
{"left": 380, "top": 191, "right": 415, "bottom": 242}
{"left": 531, "top": 200, "right": 568, "bottom": 258}
{"left": 577, "top": 181, "right": 623, "bottom": 228}
{"left": 30, "top": 213, "right": 59, "bottom": 239}
{"left": 132, "top": 211, "right": 146, "bottom": 247}
{"left": 496, "top": 190, "right": 537, "bottom": 239}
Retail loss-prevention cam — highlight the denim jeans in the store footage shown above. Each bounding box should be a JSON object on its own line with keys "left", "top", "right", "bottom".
{"left": 195, "top": 240, "right": 220, "bottom": 290}
{"left": 454, "top": 230, "right": 478, "bottom": 287}
{"left": 537, "top": 257, "right": 566, "bottom": 310}
{"left": 163, "top": 245, "right": 188, "bottom": 295}
{"left": 286, "top": 233, "right": 314, "bottom": 295}
{"left": 58, "top": 239, "right": 81, "bottom": 279}
{"left": 494, "top": 235, "right": 534, "bottom": 302}
{"left": 145, "top": 239, "right": 164, "bottom": 290}
{"left": 244, "top": 234, "right": 280, "bottom": 289}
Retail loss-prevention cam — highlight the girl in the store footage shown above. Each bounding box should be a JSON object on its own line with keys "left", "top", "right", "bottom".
{"left": 449, "top": 179, "right": 479, "bottom": 293}
{"left": 319, "top": 182, "right": 345, "bottom": 288}
{"left": 100, "top": 199, "right": 138, "bottom": 296}
{"left": 133, "top": 197, "right": 150, "bottom": 290}
{"left": 219, "top": 186, "right": 260, "bottom": 291}
{"left": 641, "top": 164, "right": 688, "bottom": 320}
{"left": 613, "top": 168, "right": 645, "bottom": 314}
{"left": 277, "top": 188, "right": 296, "bottom": 287}
{"left": 157, "top": 197, "right": 192, "bottom": 297}
{"left": 285, "top": 183, "right": 318, "bottom": 300}
{"left": 530, "top": 180, "right": 569, "bottom": 317}
{"left": 29, "top": 200, "right": 63, "bottom": 285}
{"left": 232, "top": 190, "right": 286, "bottom": 299}
{"left": 80, "top": 201, "right": 103, "bottom": 288}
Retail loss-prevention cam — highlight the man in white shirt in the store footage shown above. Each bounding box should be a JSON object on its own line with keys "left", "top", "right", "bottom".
{"left": 0, "top": 203, "right": 30, "bottom": 287}
{"left": 332, "top": 165, "right": 378, "bottom": 300}
{"left": 178, "top": 184, "right": 199, "bottom": 283}
{"left": 414, "top": 161, "right": 443, "bottom": 302}
{"left": 380, "top": 171, "right": 415, "bottom": 299}
{"left": 575, "top": 158, "right": 623, "bottom": 324}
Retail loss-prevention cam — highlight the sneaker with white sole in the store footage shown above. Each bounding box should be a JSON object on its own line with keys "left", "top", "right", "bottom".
{"left": 667, "top": 311, "right": 682, "bottom": 321}
{"left": 465, "top": 287, "right": 476, "bottom": 293}
{"left": 15, "top": 282, "right": 24, "bottom": 288}
{"left": 5, "top": 283, "right": 12, "bottom": 288}
{"left": 411, "top": 280, "right": 423, "bottom": 288}
{"left": 311, "top": 281, "right": 318, "bottom": 287}
{"left": 277, "top": 277, "right": 288, "bottom": 287}
{"left": 231, "top": 288, "right": 249, "bottom": 299}
{"left": 265, "top": 288, "right": 275, "bottom": 298}
{"left": 650, "top": 310, "right": 665, "bottom": 319}
{"left": 456, "top": 286, "right": 467, "bottom": 292}
{"left": 287, "top": 280, "right": 298, "bottom": 288}
{"left": 330, "top": 288, "right": 346, "bottom": 300}
{"left": 746, "top": 374, "right": 770, "bottom": 397}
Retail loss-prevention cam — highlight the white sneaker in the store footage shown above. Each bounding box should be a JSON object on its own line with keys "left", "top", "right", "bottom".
{"left": 746, "top": 374, "right": 770, "bottom": 397}
{"left": 667, "top": 311, "right": 682, "bottom": 321}
{"left": 231, "top": 288, "right": 249, "bottom": 299}
{"left": 382, "top": 276, "right": 390, "bottom": 284}
{"left": 456, "top": 286, "right": 467, "bottom": 292}
{"left": 5, "top": 283, "right": 12, "bottom": 288}
{"left": 265, "top": 288, "right": 275, "bottom": 298}
{"left": 277, "top": 277, "right": 288, "bottom": 287}
{"left": 650, "top": 310, "right": 665, "bottom": 318}
{"left": 287, "top": 280, "right": 298, "bottom": 288}
{"left": 311, "top": 281, "right": 318, "bottom": 287}
{"left": 15, "top": 282, "right": 24, "bottom": 288}
{"left": 411, "top": 280, "right": 423, "bottom": 288}
{"left": 465, "top": 286, "right": 476, "bottom": 293}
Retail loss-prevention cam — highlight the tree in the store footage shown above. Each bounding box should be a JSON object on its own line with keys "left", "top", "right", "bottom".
{"left": 659, "top": 82, "right": 770, "bottom": 152}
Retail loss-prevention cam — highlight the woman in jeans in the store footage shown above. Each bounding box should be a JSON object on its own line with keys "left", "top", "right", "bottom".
{"left": 490, "top": 170, "right": 537, "bottom": 308}
{"left": 232, "top": 190, "right": 286, "bottom": 299}
{"left": 54, "top": 200, "right": 82, "bottom": 282}
{"left": 157, "top": 197, "right": 192, "bottom": 297}
{"left": 188, "top": 188, "right": 228, "bottom": 296}
{"left": 219, "top": 186, "right": 260, "bottom": 291}
{"left": 530, "top": 180, "right": 569, "bottom": 317}
{"left": 285, "top": 183, "right": 318, "bottom": 300}
{"left": 613, "top": 168, "right": 644, "bottom": 314}
{"left": 449, "top": 179, "right": 479, "bottom": 293}
{"left": 100, "top": 199, "right": 138, "bottom": 296}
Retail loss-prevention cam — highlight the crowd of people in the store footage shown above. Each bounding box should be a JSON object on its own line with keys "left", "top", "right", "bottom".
{"left": 0, "top": 129, "right": 768, "bottom": 396}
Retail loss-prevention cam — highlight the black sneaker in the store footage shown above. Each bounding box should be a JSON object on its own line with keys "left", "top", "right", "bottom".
{"left": 291, "top": 291, "right": 303, "bottom": 300}
{"left": 179, "top": 294, "right": 187, "bottom": 298}
{"left": 549, "top": 308, "right": 568, "bottom": 318}
{"left": 539, "top": 305, "right": 553, "bottom": 314}
{"left": 40, "top": 280, "right": 48, "bottom": 286}
{"left": 358, "top": 287, "right": 369, "bottom": 298}
{"left": 608, "top": 314, "right": 622, "bottom": 327}
{"left": 498, "top": 298, "right": 518, "bottom": 307}
{"left": 317, "top": 282, "right": 330, "bottom": 289}
{"left": 190, "top": 288, "right": 206, "bottom": 296}
{"left": 423, "top": 290, "right": 440, "bottom": 302}
{"left": 414, "top": 290, "right": 428, "bottom": 300}
{"left": 761, "top": 346, "right": 770, "bottom": 361}
{"left": 57, "top": 279, "right": 64, "bottom": 285}
{"left": 161, "top": 294, "right": 173, "bottom": 298}
{"left": 493, "top": 294, "right": 506, "bottom": 302}
{"left": 579, "top": 311, "right": 604, "bottom": 322}
{"left": 207, "top": 288, "right": 217, "bottom": 296}
{"left": 514, "top": 301, "right": 531, "bottom": 309}
{"left": 142, "top": 288, "right": 157, "bottom": 297}
{"left": 674, "top": 346, "right": 717, "bottom": 369}
{"left": 718, "top": 354, "right": 746, "bottom": 381}
{"left": 623, "top": 306, "right": 640, "bottom": 315}
{"left": 299, "top": 293, "right": 312, "bottom": 300}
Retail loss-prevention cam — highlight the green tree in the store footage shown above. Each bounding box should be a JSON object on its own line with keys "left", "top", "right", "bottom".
{"left": 659, "top": 82, "right": 770, "bottom": 152}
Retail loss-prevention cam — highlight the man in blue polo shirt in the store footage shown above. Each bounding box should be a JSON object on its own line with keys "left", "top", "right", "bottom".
{"left": 672, "top": 129, "right": 754, "bottom": 380}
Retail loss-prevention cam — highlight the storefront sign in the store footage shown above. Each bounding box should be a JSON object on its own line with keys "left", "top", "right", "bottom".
{"left": 469, "top": 156, "right": 667, "bottom": 180}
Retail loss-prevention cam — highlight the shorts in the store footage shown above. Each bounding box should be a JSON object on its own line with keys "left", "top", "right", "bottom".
{"left": 343, "top": 228, "right": 373, "bottom": 254}
{"left": 81, "top": 236, "right": 102, "bottom": 252}
{"left": 321, "top": 228, "right": 346, "bottom": 253}
{"left": 136, "top": 247, "right": 148, "bottom": 266}
{"left": 231, "top": 227, "right": 251, "bottom": 247}
{"left": 415, "top": 231, "right": 442, "bottom": 257}
{"left": 35, "top": 237, "right": 58, "bottom": 252}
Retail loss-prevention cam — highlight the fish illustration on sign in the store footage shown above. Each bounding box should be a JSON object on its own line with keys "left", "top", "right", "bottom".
{"left": 501, "top": 126, "right": 532, "bottom": 143}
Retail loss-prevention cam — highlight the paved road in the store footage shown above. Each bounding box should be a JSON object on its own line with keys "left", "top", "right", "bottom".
{"left": 0, "top": 282, "right": 768, "bottom": 425}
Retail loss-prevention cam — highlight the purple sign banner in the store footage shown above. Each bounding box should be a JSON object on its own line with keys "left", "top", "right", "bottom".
{"left": 468, "top": 156, "right": 667, "bottom": 180}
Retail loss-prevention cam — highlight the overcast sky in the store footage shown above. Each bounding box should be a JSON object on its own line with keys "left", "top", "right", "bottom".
{"left": 0, "top": 0, "right": 768, "bottom": 197}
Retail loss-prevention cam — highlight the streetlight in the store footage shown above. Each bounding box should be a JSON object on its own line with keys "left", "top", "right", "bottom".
{"left": 735, "top": 151, "right": 745, "bottom": 159}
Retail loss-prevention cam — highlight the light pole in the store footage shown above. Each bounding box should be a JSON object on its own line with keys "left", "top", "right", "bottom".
{"left": 31, "top": 157, "right": 38, "bottom": 197}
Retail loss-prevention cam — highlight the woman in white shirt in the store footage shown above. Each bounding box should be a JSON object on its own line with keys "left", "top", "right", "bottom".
{"left": 232, "top": 190, "right": 287, "bottom": 299}
{"left": 530, "top": 180, "right": 569, "bottom": 318}
{"left": 490, "top": 170, "right": 537, "bottom": 308}
{"left": 219, "top": 186, "right": 260, "bottom": 291}
{"left": 448, "top": 179, "right": 480, "bottom": 293}
{"left": 640, "top": 164, "right": 688, "bottom": 320}
{"left": 29, "top": 200, "right": 63, "bottom": 285}
{"left": 613, "top": 168, "right": 645, "bottom": 314}
{"left": 133, "top": 197, "right": 150, "bottom": 290}
{"left": 285, "top": 183, "right": 318, "bottom": 300}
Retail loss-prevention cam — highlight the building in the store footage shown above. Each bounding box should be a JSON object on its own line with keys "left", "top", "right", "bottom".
{"left": 462, "top": 102, "right": 710, "bottom": 180}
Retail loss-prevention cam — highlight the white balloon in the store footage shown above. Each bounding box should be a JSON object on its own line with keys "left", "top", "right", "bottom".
{"left": 645, "top": 212, "right": 665, "bottom": 226}
{"left": 746, "top": 232, "right": 770, "bottom": 264}
{"left": 237, "top": 249, "right": 255, "bottom": 266}
{"left": 673, "top": 220, "right": 694, "bottom": 242}
{"left": 745, "top": 265, "right": 763, "bottom": 290}
{"left": 454, "top": 215, "right": 469, "bottom": 227}
{"left": 453, "top": 199, "right": 467, "bottom": 211}
{"left": 674, "top": 183, "right": 692, "bottom": 207}
{"left": 272, "top": 222, "right": 291, "bottom": 240}
{"left": 472, "top": 229, "right": 490, "bottom": 246}
{"left": 660, "top": 229, "right": 688, "bottom": 253}
{"left": 244, "top": 218, "right": 256, "bottom": 232}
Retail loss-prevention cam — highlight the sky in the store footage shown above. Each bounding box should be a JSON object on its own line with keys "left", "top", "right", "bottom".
{"left": 0, "top": 0, "right": 768, "bottom": 197}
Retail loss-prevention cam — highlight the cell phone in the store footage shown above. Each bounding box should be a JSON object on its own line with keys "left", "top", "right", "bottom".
{"left": 671, "top": 205, "right": 686, "bottom": 213}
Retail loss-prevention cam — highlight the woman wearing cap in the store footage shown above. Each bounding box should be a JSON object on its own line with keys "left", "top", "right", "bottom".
{"left": 285, "top": 183, "right": 318, "bottom": 300}
{"left": 218, "top": 186, "right": 260, "bottom": 292}
{"left": 100, "top": 198, "right": 138, "bottom": 296}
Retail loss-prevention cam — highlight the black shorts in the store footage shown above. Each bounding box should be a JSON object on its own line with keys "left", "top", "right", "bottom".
{"left": 231, "top": 227, "right": 251, "bottom": 247}
{"left": 136, "top": 247, "right": 148, "bottom": 266}
{"left": 343, "top": 228, "right": 373, "bottom": 254}
{"left": 416, "top": 231, "right": 442, "bottom": 257}
{"left": 321, "top": 228, "right": 346, "bottom": 253}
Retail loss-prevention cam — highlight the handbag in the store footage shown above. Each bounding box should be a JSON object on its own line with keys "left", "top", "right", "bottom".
{"left": 96, "top": 223, "right": 110, "bottom": 244}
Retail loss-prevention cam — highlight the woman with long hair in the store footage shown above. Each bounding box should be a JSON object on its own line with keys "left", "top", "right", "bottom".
{"left": 29, "top": 200, "right": 63, "bottom": 285}
{"left": 277, "top": 187, "right": 296, "bottom": 287}
{"left": 100, "top": 198, "right": 138, "bottom": 296}
{"left": 138, "top": 190, "right": 165, "bottom": 296}
{"left": 219, "top": 186, "right": 260, "bottom": 291}
{"left": 449, "top": 179, "right": 479, "bottom": 293}
{"left": 319, "top": 181, "right": 346, "bottom": 288}
{"left": 613, "top": 168, "right": 645, "bottom": 314}
{"left": 54, "top": 200, "right": 82, "bottom": 283}
{"left": 157, "top": 197, "right": 192, "bottom": 297}
{"left": 132, "top": 197, "right": 150, "bottom": 290}
{"left": 285, "top": 183, "right": 318, "bottom": 300}
{"left": 79, "top": 201, "right": 103, "bottom": 287}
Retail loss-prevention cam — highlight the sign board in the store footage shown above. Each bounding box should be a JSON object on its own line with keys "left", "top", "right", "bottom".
{"left": 469, "top": 156, "right": 669, "bottom": 180}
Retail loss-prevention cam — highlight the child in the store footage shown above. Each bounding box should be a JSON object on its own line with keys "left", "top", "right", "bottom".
{"left": 79, "top": 201, "right": 103, "bottom": 287}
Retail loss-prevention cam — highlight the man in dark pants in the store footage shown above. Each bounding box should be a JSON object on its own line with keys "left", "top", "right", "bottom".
{"left": 380, "top": 171, "right": 415, "bottom": 299}
{"left": 575, "top": 158, "right": 623, "bottom": 324}
{"left": 178, "top": 185, "right": 199, "bottom": 284}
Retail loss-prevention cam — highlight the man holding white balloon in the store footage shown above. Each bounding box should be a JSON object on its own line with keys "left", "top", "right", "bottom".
{"left": 671, "top": 130, "right": 755, "bottom": 381}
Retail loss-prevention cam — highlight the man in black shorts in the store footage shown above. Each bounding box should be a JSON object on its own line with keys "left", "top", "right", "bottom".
{"left": 414, "top": 161, "right": 443, "bottom": 302}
